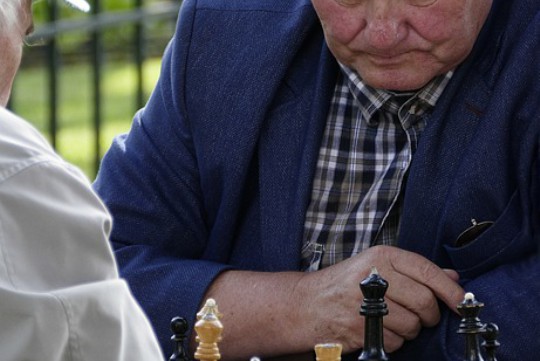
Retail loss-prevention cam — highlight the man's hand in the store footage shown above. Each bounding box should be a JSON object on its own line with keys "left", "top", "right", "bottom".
{"left": 295, "top": 245, "right": 464, "bottom": 353}
{"left": 203, "top": 245, "right": 463, "bottom": 360}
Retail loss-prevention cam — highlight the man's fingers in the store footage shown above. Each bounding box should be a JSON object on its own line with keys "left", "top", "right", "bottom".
{"left": 383, "top": 299, "right": 422, "bottom": 340}
{"left": 387, "top": 247, "right": 465, "bottom": 311}
{"left": 382, "top": 328, "right": 404, "bottom": 353}
{"left": 384, "top": 273, "right": 440, "bottom": 327}
{"left": 443, "top": 268, "right": 460, "bottom": 282}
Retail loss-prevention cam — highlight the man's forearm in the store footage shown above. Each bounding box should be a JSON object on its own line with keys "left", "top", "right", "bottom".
{"left": 199, "top": 270, "right": 314, "bottom": 360}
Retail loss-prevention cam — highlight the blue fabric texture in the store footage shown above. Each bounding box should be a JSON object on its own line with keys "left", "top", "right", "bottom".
{"left": 93, "top": 0, "right": 540, "bottom": 359}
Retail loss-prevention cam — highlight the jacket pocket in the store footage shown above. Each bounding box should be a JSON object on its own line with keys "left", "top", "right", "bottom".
{"left": 443, "top": 191, "right": 531, "bottom": 279}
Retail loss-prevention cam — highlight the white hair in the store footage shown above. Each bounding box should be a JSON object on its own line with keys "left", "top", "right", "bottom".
{"left": 0, "top": 0, "right": 24, "bottom": 32}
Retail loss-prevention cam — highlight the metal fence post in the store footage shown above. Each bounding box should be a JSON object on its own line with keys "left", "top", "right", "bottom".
{"left": 135, "top": 0, "right": 145, "bottom": 109}
{"left": 48, "top": 0, "right": 60, "bottom": 149}
{"left": 92, "top": 0, "right": 103, "bottom": 175}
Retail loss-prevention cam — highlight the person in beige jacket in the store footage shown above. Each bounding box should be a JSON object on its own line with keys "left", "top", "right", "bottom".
{"left": 0, "top": 0, "right": 165, "bottom": 360}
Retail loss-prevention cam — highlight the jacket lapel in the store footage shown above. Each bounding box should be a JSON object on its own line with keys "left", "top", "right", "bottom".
{"left": 257, "top": 36, "right": 338, "bottom": 271}
{"left": 397, "top": 4, "right": 502, "bottom": 263}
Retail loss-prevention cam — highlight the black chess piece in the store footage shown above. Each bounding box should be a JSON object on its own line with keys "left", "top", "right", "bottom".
{"left": 169, "top": 316, "right": 192, "bottom": 361}
{"left": 457, "top": 293, "right": 486, "bottom": 361}
{"left": 358, "top": 268, "right": 389, "bottom": 361}
{"left": 481, "top": 323, "right": 500, "bottom": 361}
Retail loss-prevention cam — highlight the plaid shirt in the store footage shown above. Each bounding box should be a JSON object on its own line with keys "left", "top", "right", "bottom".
{"left": 301, "top": 65, "right": 453, "bottom": 272}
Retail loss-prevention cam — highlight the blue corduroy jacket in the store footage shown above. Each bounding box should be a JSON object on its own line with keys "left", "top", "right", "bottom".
{"left": 94, "top": 0, "right": 540, "bottom": 359}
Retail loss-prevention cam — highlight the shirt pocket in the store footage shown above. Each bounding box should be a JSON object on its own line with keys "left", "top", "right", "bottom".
{"left": 443, "top": 190, "right": 531, "bottom": 280}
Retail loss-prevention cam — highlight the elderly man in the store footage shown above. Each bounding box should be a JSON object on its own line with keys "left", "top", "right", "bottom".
{"left": 0, "top": 0, "right": 164, "bottom": 360}
{"left": 94, "top": 0, "right": 540, "bottom": 360}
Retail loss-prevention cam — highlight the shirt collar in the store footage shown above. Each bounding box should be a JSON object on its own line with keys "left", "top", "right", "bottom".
{"left": 339, "top": 64, "right": 454, "bottom": 120}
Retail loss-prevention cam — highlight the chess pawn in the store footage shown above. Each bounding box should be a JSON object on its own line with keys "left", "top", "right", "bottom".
{"left": 358, "top": 267, "right": 389, "bottom": 361}
{"left": 457, "top": 292, "right": 486, "bottom": 361}
{"left": 169, "top": 316, "right": 192, "bottom": 361}
{"left": 194, "top": 298, "right": 224, "bottom": 361}
{"left": 481, "top": 323, "right": 500, "bottom": 361}
{"left": 315, "top": 343, "right": 342, "bottom": 361}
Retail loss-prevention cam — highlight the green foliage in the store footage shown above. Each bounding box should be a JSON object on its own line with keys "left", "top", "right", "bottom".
{"left": 12, "top": 58, "right": 163, "bottom": 180}
{"left": 12, "top": 0, "right": 177, "bottom": 179}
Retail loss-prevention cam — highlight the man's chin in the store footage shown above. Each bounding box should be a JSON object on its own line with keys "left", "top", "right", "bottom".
{"left": 357, "top": 68, "right": 436, "bottom": 92}
{"left": 363, "top": 76, "right": 431, "bottom": 92}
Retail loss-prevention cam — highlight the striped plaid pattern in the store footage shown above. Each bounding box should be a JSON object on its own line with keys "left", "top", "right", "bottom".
{"left": 301, "top": 65, "right": 453, "bottom": 271}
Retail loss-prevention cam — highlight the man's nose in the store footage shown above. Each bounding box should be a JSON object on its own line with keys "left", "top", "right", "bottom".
{"left": 363, "top": 3, "right": 406, "bottom": 51}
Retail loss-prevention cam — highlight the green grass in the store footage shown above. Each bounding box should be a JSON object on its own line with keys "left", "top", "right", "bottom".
{"left": 11, "top": 58, "right": 163, "bottom": 180}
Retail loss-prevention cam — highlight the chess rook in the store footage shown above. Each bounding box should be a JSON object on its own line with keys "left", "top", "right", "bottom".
{"left": 358, "top": 268, "right": 389, "bottom": 361}
{"left": 194, "top": 298, "right": 224, "bottom": 361}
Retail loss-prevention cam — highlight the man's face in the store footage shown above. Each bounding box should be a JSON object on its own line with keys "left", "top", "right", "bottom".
{"left": 311, "top": 0, "right": 492, "bottom": 91}
{"left": 0, "top": 0, "right": 33, "bottom": 106}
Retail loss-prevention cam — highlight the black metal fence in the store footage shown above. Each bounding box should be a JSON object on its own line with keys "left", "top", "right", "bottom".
{"left": 10, "top": 0, "right": 181, "bottom": 177}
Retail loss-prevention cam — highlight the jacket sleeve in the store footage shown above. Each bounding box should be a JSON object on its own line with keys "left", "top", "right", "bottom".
{"left": 93, "top": 0, "right": 233, "bottom": 354}
{"left": 0, "top": 109, "right": 164, "bottom": 361}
